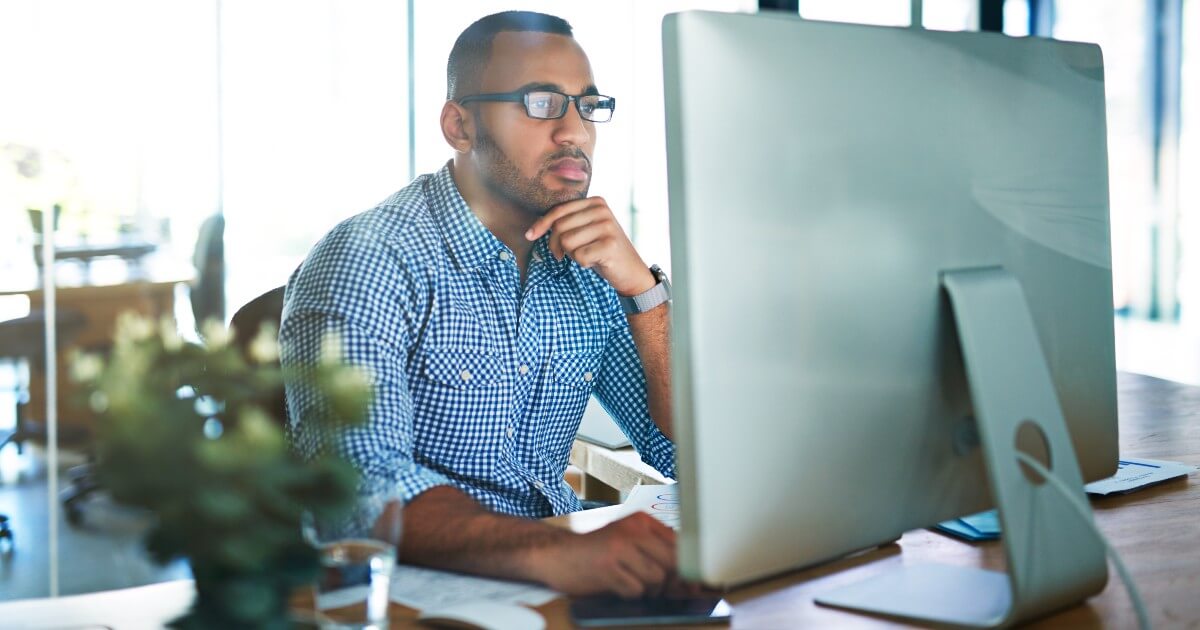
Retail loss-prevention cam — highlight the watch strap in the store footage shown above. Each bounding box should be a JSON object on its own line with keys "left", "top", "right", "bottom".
{"left": 620, "top": 266, "right": 671, "bottom": 315}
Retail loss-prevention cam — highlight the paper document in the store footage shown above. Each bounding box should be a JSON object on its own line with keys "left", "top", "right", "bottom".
{"left": 1084, "top": 457, "right": 1197, "bottom": 496}
{"left": 625, "top": 483, "right": 680, "bottom": 530}
{"left": 389, "top": 564, "right": 558, "bottom": 611}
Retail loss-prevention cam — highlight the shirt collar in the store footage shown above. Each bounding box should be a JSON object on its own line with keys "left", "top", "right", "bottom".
{"left": 429, "top": 163, "right": 506, "bottom": 272}
{"left": 429, "top": 163, "right": 571, "bottom": 277}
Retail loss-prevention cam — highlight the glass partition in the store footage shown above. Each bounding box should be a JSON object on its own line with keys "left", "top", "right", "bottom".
{"left": 0, "top": 0, "right": 409, "bottom": 605}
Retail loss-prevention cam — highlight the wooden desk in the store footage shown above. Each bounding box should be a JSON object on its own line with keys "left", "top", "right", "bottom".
{"left": 561, "top": 371, "right": 1200, "bottom": 628}
{"left": 2, "top": 372, "right": 1195, "bottom": 628}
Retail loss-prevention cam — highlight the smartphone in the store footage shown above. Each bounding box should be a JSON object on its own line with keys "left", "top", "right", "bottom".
{"left": 569, "top": 594, "right": 732, "bottom": 627}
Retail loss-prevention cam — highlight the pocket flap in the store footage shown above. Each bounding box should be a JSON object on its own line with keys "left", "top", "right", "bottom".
{"left": 421, "top": 348, "right": 505, "bottom": 388}
{"left": 551, "top": 352, "right": 602, "bottom": 391}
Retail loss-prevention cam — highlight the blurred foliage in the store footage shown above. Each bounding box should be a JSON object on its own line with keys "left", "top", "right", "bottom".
{"left": 72, "top": 313, "right": 372, "bottom": 629}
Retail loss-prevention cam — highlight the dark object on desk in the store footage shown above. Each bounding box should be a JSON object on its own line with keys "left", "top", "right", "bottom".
{"left": 570, "top": 594, "right": 731, "bottom": 627}
{"left": 934, "top": 510, "right": 1001, "bottom": 542}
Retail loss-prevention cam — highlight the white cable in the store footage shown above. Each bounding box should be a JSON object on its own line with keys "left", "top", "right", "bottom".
{"left": 1014, "top": 452, "right": 1150, "bottom": 630}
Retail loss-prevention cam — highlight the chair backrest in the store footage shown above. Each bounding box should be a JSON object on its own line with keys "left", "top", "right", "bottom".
{"left": 229, "top": 286, "right": 286, "bottom": 424}
{"left": 191, "top": 213, "right": 226, "bottom": 330}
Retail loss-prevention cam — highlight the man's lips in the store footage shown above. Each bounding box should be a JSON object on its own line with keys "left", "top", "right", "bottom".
{"left": 547, "top": 158, "right": 590, "bottom": 182}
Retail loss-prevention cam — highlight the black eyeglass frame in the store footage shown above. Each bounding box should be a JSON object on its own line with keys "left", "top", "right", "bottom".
{"left": 456, "top": 90, "right": 617, "bottom": 122}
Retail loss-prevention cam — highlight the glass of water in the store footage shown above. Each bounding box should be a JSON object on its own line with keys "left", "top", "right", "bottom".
{"left": 304, "top": 497, "right": 402, "bottom": 630}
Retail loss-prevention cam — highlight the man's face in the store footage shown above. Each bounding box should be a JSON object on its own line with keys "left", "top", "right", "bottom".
{"left": 468, "top": 31, "right": 598, "bottom": 216}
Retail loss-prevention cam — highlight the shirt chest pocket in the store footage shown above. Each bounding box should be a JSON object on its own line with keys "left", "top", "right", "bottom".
{"left": 551, "top": 352, "right": 602, "bottom": 393}
{"left": 421, "top": 348, "right": 506, "bottom": 389}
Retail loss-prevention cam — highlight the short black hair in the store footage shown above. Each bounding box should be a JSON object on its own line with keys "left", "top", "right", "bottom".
{"left": 447, "top": 11, "right": 574, "bottom": 101}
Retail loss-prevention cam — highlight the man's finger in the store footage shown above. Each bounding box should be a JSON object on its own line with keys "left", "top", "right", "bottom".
{"left": 617, "top": 551, "right": 667, "bottom": 594}
{"left": 644, "top": 518, "right": 677, "bottom": 549}
{"left": 545, "top": 204, "right": 610, "bottom": 241}
{"left": 633, "top": 532, "right": 676, "bottom": 573}
{"left": 525, "top": 196, "right": 604, "bottom": 241}
{"left": 609, "top": 564, "right": 647, "bottom": 599}
{"left": 557, "top": 223, "right": 610, "bottom": 262}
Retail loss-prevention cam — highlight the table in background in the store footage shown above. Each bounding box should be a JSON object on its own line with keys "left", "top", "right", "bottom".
{"left": 0, "top": 256, "right": 192, "bottom": 441}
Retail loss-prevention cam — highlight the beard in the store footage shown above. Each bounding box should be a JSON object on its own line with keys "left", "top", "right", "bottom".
{"left": 474, "top": 120, "right": 590, "bottom": 216}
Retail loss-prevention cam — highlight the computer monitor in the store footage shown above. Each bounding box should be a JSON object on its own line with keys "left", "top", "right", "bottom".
{"left": 663, "top": 10, "right": 1118, "bottom": 619}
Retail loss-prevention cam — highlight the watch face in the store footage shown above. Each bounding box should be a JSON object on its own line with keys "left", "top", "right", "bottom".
{"left": 651, "top": 265, "right": 671, "bottom": 290}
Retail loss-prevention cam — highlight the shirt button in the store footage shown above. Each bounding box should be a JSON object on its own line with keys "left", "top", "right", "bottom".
{"left": 518, "top": 364, "right": 529, "bottom": 375}
{"left": 506, "top": 426, "right": 514, "bottom": 438}
{"left": 583, "top": 371, "right": 594, "bottom": 382}
{"left": 460, "top": 370, "right": 472, "bottom": 382}
{"left": 498, "top": 251, "right": 511, "bottom": 261}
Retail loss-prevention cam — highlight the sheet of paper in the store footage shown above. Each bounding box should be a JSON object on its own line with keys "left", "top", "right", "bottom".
{"left": 388, "top": 564, "right": 558, "bottom": 611}
{"left": 625, "top": 483, "right": 681, "bottom": 529}
{"left": 1084, "top": 457, "right": 1197, "bottom": 497}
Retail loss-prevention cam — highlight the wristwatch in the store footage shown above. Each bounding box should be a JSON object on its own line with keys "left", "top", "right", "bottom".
{"left": 620, "top": 265, "right": 672, "bottom": 315}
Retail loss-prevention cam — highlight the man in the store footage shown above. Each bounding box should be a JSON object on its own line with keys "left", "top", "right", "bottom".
{"left": 282, "top": 11, "right": 678, "bottom": 598}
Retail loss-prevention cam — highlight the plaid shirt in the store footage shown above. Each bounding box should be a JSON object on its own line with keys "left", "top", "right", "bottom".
{"left": 281, "top": 164, "right": 675, "bottom": 519}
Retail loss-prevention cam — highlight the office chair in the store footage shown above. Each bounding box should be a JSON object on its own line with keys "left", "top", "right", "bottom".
{"left": 229, "top": 286, "right": 287, "bottom": 423}
{"left": 190, "top": 213, "right": 226, "bottom": 336}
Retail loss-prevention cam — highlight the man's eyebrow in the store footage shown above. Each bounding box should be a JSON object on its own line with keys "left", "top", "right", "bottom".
{"left": 514, "top": 81, "right": 601, "bottom": 96}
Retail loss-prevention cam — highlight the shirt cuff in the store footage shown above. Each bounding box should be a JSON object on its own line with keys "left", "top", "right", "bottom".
{"left": 388, "top": 461, "right": 455, "bottom": 506}
{"left": 638, "top": 430, "right": 678, "bottom": 480}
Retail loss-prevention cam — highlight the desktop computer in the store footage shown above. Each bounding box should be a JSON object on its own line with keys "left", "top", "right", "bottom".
{"left": 663, "top": 10, "right": 1118, "bottom": 627}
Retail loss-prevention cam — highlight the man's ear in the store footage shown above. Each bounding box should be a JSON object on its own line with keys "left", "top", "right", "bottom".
{"left": 441, "top": 100, "right": 474, "bottom": 154}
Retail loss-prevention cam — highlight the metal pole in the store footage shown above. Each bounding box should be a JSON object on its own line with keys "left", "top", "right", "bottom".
{"left": 407, "top": 0, "right": 416, "bottom": 181}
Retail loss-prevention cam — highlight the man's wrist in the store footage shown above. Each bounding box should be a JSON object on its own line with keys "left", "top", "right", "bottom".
{"left": 620, "top": 265, "right": 671, "bottom": 315}
{"left": 521, "top": 528, "right": 575, "bottom": 587}
{"left": 616, "top": 267, "right": 658, "bottom": 298}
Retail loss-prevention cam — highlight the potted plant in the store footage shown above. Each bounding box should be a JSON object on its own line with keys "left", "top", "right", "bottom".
{"left": 72, "top": 314, "right": 371, "bottom": 628}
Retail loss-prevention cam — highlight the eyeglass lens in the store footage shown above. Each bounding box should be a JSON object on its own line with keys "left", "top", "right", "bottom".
{"left": 525, "top": 92, "right": 614, "bottom": 122}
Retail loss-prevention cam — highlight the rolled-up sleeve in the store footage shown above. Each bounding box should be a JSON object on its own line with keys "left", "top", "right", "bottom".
{"left": 591, "top": 321, "right": 677, "bottom": 480}
{"left": 280, "top": 219, "right": 452, "bottom": 525}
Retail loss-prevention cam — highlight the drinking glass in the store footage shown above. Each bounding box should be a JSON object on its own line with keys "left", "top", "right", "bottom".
{"left": 304, "top": 497, "right": 402, "bottom": 630}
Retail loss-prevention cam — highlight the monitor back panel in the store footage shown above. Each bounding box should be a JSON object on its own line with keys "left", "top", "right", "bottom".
{"left": 663, "top": 11, "right": 1117, "bottom": 586}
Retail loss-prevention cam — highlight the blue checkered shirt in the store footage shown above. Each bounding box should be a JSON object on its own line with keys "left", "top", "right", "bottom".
{"left": 281, "top": 164, "right": 676, "bottom": 519}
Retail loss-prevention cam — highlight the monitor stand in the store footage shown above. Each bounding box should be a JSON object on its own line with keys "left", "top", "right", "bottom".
{"left": 815, "top": 267, "right": 1108, "bottom": 628}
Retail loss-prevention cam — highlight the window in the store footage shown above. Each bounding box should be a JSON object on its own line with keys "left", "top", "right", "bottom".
{"left": 1179, "top": 0, "right": 1199, "bottom": 329}
{"left": 1054, "top": 1, "right": 1157, "bottom": 317}
{"left": 412, "top": 1, "right": 754, "bottom": 274}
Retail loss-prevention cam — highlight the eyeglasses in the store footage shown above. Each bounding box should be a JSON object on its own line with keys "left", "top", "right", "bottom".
{"left": 457, "top": 90, "right": 616, "bottom": 123}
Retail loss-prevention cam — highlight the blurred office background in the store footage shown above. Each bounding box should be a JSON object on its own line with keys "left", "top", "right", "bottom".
{"left": 0, "top": 0, "right": 1196, "bottom": 602}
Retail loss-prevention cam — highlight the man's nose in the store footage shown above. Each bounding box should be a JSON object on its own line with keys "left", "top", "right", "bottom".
{"left": 551, "top": 100, "right": 592, "bottom": 146}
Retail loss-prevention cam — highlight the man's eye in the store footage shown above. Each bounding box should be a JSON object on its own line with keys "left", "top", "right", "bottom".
{"left": 580, "top": 102, "right": 596, "bottom": 115}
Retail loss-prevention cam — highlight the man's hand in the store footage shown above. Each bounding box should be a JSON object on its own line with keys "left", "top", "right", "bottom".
{"left": 531, "top": 512, "right": 678, "bottom": 598}
{"left": 525, "top": 197, "right": 655, "bottom": 297}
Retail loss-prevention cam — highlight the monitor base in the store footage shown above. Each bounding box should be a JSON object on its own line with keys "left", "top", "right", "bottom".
{"left": 816, "top": 564, "right": 1010, "bottom": 627}
{"left": 816, "top": 267, "right": 1108, "bottom": 628}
